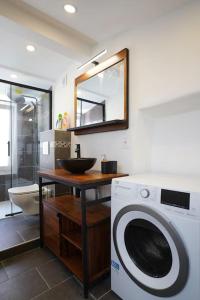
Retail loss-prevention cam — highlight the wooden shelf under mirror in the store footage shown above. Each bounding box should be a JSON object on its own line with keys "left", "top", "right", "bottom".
{"left": 68, "top": 119, "right": 128, "bottom": 135}
{"left": 69, "top": 48, "right": 129, "bottom": 135}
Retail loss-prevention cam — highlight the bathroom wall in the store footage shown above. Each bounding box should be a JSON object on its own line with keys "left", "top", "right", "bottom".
{"left": 53, "top": 0, "right": 200, "bottom": 176}
{"left": 150, "top": 110, "right": 200, "bottom": 176}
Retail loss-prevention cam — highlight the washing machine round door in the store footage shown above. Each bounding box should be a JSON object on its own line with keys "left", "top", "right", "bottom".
{"left": 113, "top": 205, "right": 189, "bottom": 297}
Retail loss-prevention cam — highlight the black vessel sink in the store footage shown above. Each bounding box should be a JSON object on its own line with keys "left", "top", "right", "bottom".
{"left": 57, "top": 158, "right": 97, "bottom": 174}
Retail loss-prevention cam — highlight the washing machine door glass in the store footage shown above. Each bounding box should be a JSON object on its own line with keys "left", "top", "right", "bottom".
{"left": 113, "top": 204, "right": 189, "bottom": 297}
{"left": 125, "top": 219, "right": 172, "bottom": 278}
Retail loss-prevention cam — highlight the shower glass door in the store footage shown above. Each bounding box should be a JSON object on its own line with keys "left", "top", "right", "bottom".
{"left": 0, "top": 83, "right": 12, "bottom": 213}
{"left": 0, "top": 80, "right": 52, "bottom": 251}
{"left": 0, "top": 102, "right": 11, "bottom": 171}
{"left": 11, "top": 85, "right": 51, "bottom": 187}
{"left": 0, "top": 81, "right": 52, "bottom": 220}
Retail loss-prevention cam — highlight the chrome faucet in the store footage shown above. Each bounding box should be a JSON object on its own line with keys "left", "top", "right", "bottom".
{"left": 75, "top": 144, "right": 81, "bottom": 158}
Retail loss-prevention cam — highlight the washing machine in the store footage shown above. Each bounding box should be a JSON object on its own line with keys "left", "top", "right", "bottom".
{"left": 111, "top": 174, "right": 200, "bottom": 300}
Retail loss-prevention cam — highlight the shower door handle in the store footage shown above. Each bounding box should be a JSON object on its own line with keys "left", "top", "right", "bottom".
{"left": 7, "top": 141, "right": 11, "bottom": 157}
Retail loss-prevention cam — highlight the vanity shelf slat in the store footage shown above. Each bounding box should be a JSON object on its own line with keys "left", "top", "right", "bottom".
{"left": 60, "top": 249, "right": 83, "bottom": 281}
{"left": 61, "top": 232, "right": 82, "bottom": 251}
{"left": 43, "top": 195, "right": 111, "bottom": 227}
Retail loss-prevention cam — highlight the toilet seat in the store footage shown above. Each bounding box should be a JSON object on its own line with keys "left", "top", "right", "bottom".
{"left": 8, "top": 184, "right": 39, "bottom": 195}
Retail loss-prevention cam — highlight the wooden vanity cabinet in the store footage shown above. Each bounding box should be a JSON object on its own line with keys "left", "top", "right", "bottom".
{"left": 43, "top": 204, "right": 60, "bottom": 256}
{"left": 42, "top": 195, "right": 111, "bottom": 284}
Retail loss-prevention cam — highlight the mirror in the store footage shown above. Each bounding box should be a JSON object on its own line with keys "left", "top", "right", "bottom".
{"left": 69, "top": 48, "right": 129, "bottom": 135}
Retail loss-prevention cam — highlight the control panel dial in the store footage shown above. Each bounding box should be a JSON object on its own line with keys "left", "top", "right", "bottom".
{"left": 140, "top": 188, "right": 150, "bottom": 199}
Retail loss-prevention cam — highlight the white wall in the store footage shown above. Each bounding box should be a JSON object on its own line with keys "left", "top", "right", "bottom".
{"left": 150, "top": 110, "right": 200, "bottom": 176}
{"left": 53, "top": 0, "right": 200, "bottom": 176}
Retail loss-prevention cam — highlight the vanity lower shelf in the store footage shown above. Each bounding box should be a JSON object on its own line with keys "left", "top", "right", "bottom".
{"left": 42, "top": 195, "right": 111, "bottom": 284}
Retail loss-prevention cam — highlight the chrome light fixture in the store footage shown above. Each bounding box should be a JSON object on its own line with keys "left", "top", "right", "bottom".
{"left": 78, "top": 49, "right": 107, "bottom": 70}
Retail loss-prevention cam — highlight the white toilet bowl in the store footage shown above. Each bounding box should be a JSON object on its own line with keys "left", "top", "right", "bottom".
{"left": 8, "top": 184, "right": 41, "bottom": 215}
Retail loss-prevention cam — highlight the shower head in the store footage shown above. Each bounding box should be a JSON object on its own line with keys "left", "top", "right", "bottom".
{"left": 15, "top": 96, "right": 26, "bottom": 104}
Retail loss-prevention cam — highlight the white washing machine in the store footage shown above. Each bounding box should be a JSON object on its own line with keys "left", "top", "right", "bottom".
{"left": 111, "top": 174, "right": 200, "bottom": 300}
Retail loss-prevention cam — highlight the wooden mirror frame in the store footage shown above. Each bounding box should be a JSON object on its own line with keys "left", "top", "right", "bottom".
{"left": 68, "top": 48, "right": 129, "bottom": 135}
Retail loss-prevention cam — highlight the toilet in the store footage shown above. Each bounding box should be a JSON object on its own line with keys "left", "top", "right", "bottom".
{"left": 8, "top": 184, "right": 42, "bottom": 215}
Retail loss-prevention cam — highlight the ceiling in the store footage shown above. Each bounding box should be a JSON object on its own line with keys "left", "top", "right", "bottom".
{"left": 0, "top": 0, "right": 193, "bottom": 88}
{"left": 0, "top": 16, "right": 73, "bottom": 89}
{"left": 23, "top": 0, "right": 192, "bottom": 42}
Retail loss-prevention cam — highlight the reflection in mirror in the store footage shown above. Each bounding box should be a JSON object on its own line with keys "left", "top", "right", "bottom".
{"left": 76, "top": 97, "right": 105, "bottom": 126}
{"left": 76, "top": 60, "right": 124, "bottom": 127}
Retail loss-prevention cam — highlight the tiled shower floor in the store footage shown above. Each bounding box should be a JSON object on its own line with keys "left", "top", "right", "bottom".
{"left": 0, "top": 214, "right": 39, "bottom": 251}
{"left": 0, "top": 248, "right": 119, "bottom": 300}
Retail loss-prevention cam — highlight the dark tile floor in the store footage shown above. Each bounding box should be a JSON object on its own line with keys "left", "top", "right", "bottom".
{"left": 0, "top": 248, "right": 120, "bottom": 300}
{"left": 0, "top": 215, "right": 39, "bottom": 251}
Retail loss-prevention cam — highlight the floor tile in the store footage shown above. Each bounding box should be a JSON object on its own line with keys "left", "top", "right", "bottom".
{"left": 3, "top": 248, "right": 55, "bottom": 278}
{"left": 37, "top": 258, "right": 72, "bottom": 288}
{"left": 18, "top": 225, "right": 40, "bottom": 241}
{"left": 34, "top": 277, "right": 92, "bottom": 300}
{"left": 0, "top": 268, "right": 48, "bottom": 300}
{"left": 24, "top": 215, "right": 39, "bottom": 226}
{"left": 0, "top": 263, "right": 8, "bottom": 284}
{"left": 0, "top": 230, "right": 24, "bottom": 250}
{"left": 0, "top": 214, "right": 40, "bottom": 251}
{"left": 0, "top": 215, "right": 26, "bottom": 230}
{"left": 90, "top": 276, "right": 111, "bottom": 299}
{"left": 100, "top": 290, "right": 121, "bottom": 300}
{"left": 0, "top": 214, "right": 39, "bottom": 251}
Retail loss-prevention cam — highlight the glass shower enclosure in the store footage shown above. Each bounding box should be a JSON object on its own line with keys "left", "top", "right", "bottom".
{"left": 0, "top": 80, "right": 52, "bottom": 218}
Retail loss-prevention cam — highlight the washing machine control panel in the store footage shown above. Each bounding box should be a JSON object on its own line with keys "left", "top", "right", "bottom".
{"left": 138, "top": 185, "right": 158, "bottom": 203}
{"left": 140, "top": 188, "right": 150, "bottom": 199}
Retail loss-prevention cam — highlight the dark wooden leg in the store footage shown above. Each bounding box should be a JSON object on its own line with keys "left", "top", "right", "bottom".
{"left": 39, "top": 177, "right": 43, "bottom": 248}
{"left": 70, "top": 187, "right": 74, "bottom": 195}
{"left": 75, "top": 188, "right": 81, "bottom": 197}
{"left": 81, "top": 189, "right": 89, "bottom": 298}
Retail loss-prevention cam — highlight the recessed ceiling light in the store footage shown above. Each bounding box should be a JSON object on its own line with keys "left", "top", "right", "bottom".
{"left": 10, "top": 74, "right": 17, "bottom": 79}
{"left": 64, "top": 4, "right": 77, "bottom": 14}
{"left": 26, "top": 45, "right": 36, "bottom": 52}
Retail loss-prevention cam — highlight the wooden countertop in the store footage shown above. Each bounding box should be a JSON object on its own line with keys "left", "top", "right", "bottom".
{"left": 38, "top": 168, "right": 128, "bottom": 187}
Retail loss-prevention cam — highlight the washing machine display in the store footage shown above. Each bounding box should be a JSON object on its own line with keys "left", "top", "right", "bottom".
{"left": 113, "top": 204, "right": 188, "bottom": 297}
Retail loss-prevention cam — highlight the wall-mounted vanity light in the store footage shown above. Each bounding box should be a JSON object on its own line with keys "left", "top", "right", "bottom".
{"left": 77, "top": 49, "right": 107, "bottom": 70}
